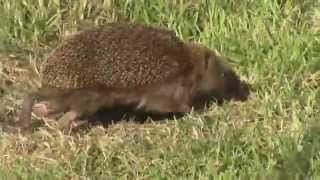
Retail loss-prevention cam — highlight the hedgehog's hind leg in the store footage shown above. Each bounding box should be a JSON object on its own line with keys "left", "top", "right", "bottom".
{"left": 55, "top": 89, "right": 109, "bottom": 131}
{"left": 33, "top": 98, "right": 68, "bottom": 118}
{"left": 18, "top": 94, "right": 37, "bottom": 130}
{"left": 18, "top": 91, "right": 51, "bottom": 130}
{"left": 18, "top": 87, "right": 72, "bottom": 131}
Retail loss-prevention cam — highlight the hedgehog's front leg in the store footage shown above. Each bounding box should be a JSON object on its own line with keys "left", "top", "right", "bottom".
{"left": 54, "top": 89, "right": 108, "bottom": 131}
{"left": 138, "top": 95, "right": 192, "bottom": 114}
{"left": 136, "top": 82, "right": 194, "bottom": 114}
{"left": 56, "top": 110, "right": 80, "bottom": 130}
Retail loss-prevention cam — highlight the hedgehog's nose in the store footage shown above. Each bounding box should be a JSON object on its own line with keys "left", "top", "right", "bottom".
{"left": 235, "top": 81, "right": 251, "bottom": 101}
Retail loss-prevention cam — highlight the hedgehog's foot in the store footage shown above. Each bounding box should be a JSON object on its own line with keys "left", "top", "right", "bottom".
{"left": 56, "top": 111, "right": 79, "bottom": 131}
{"left": 33, "top": 102, "right": 51, "bottom": 117}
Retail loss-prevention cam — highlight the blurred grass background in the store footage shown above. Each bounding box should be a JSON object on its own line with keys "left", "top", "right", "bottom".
{"left": 0, "top": 0, "right": 319, "bottom": 179}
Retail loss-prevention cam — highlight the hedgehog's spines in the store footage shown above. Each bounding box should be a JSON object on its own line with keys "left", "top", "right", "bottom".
{"left": 41, "top": 23, "right": 191, "bottom": 90}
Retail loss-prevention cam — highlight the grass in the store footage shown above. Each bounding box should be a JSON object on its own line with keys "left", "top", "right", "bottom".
{"left": 0, "top": 0, "right": 319, "bottom": 179}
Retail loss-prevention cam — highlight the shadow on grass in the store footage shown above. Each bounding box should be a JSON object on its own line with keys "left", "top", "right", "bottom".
{"left": 81, "top": 96, "right": 220, "bottom": 128}
{"left": 82, "top": 90, "right": 250, "bottom": 128}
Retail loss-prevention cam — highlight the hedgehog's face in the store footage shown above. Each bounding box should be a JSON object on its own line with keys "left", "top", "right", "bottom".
{"left": 199, "top": 50, "right": 250, "bottom": 103}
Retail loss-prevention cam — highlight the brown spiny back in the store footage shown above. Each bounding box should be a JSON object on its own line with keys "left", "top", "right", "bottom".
{"left": 42, "top": 23, "right": 192, "bottom": 89}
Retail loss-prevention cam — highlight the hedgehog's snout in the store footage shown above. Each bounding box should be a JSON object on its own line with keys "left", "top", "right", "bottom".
{"left": 222, "top": 70, "right": 250, "bottom": 102}
{"left": 233, "top": 80, "right": 251, "bottom": 101}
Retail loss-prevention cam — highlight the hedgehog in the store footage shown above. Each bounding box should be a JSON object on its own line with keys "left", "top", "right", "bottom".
{"left": 17, "top": 22, "right": 250, "bottom": 131}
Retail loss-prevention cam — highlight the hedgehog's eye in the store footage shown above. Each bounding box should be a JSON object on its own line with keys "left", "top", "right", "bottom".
{"left": 220, "top": 72, "right": 225, "bottom": 78}
{"left": 204, "top": 51, "right": 210, "bottom": 70}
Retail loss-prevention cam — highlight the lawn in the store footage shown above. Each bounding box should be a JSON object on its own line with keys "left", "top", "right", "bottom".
{"left": 0, "top": 0, "right": 319, "bottom": 179}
